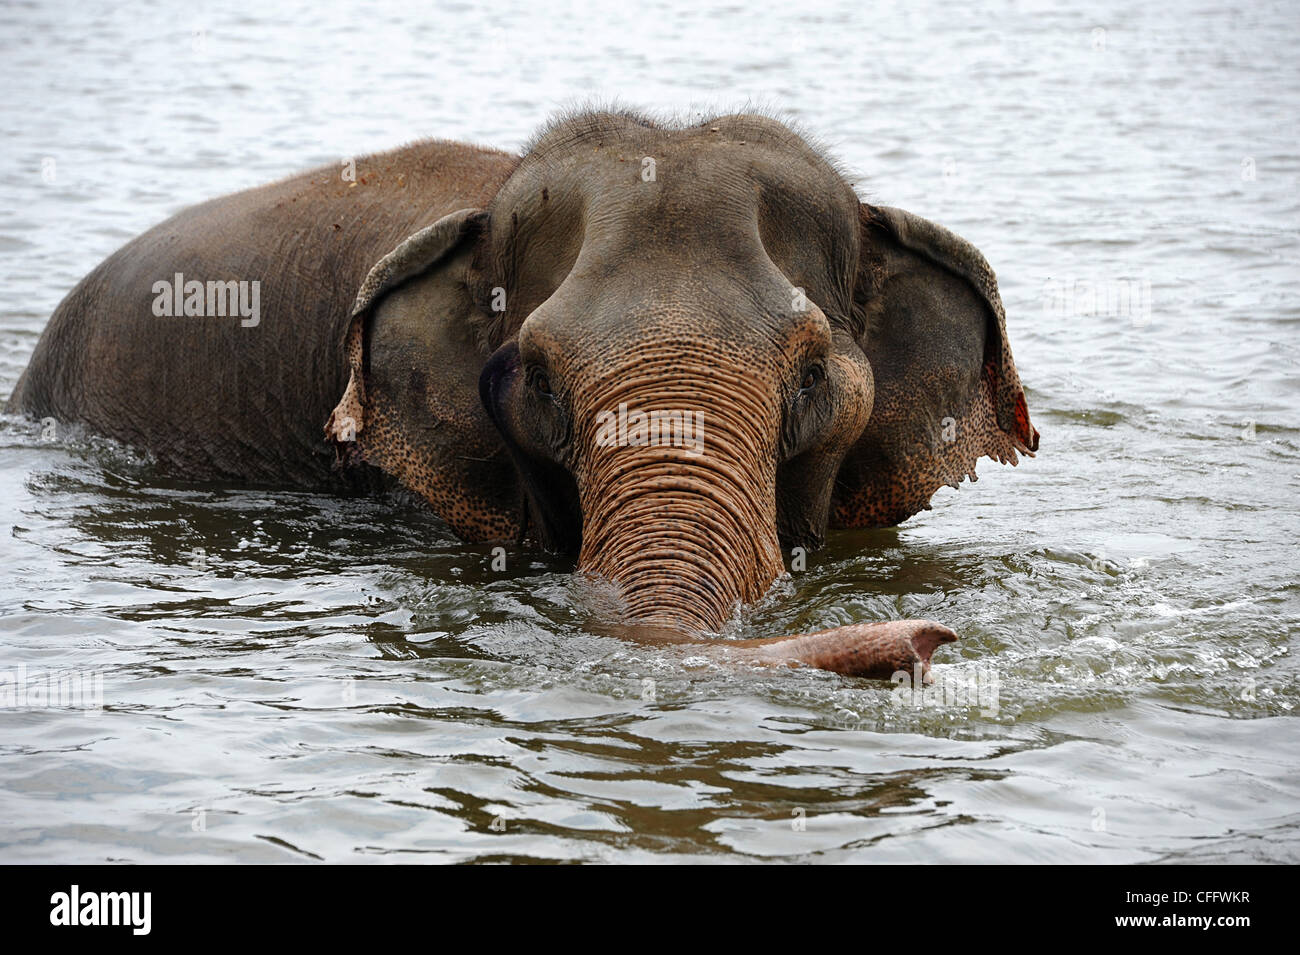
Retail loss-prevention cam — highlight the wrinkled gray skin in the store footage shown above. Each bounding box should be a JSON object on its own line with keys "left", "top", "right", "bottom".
{"left": 10, "top": 110, "right": 1039, "bottom": 681}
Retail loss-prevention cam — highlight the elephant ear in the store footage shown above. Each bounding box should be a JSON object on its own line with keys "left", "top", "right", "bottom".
{"left": 830, "top": 204, "right": 1039, "bottom": 528}
{"left": 325, "top": 208, "right": 522, "bottom": 541}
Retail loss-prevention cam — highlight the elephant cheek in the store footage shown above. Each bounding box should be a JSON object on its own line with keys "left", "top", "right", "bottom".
{"left": 829, "top": 344, "right": 875, "bottom": 452}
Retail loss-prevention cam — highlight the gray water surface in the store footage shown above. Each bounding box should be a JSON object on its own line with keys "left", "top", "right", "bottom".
{"left": 1, "top": 0, "right": 1297, "bottom": 863}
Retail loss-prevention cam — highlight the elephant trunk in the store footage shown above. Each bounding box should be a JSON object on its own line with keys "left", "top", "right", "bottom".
{"left": 730, "top": 620, "right": 959, "bottom": 683}
{"left": 573, "top": 353, "right": 784, "bottom": 633}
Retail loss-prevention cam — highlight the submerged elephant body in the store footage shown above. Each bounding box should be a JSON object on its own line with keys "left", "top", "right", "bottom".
{"left": 10, "top": 110, "right": 1039, "bottom": 680}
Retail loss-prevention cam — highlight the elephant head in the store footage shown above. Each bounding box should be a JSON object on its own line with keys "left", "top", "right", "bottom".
{"left": 326, "top": 110, "right": 1038, "bottom": 677}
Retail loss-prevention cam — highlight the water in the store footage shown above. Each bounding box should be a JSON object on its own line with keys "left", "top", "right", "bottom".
{"left": 1, "top": 0, "right": 1297, "bottom": 863}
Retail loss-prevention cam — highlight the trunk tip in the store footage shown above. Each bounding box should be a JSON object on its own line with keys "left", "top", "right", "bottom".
{"left": 908, "top": 620, "right": 959, "bottom": 664}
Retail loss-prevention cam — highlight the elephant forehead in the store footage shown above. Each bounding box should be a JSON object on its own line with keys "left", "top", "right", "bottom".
{"left": 487, "top": 113, "right": 861, "bottom": 346}
{"left": 516, "top": 109, "right": 851, "bottom": 195}
{"left": 496, "top": 115, "right": 857, "bottom": 245}
{"left": 582, "top": 139, "right": 849, "bottom": 233}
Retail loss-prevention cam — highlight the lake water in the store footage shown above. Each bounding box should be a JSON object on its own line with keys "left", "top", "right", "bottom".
{"left": 1, "top": 0, "right": 1297, "bottom": 863}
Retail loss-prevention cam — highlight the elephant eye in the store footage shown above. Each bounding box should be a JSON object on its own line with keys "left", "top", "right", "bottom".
{"left": 798, "top": 365, "right": 825, "bottom": 395}
{"left": 530, "top": 369, "right": 553, "bottom": 397}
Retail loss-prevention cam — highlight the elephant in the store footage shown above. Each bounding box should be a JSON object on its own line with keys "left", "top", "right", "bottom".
{"left": 8, "top": 109, "right": 1039, "bottom": 683}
